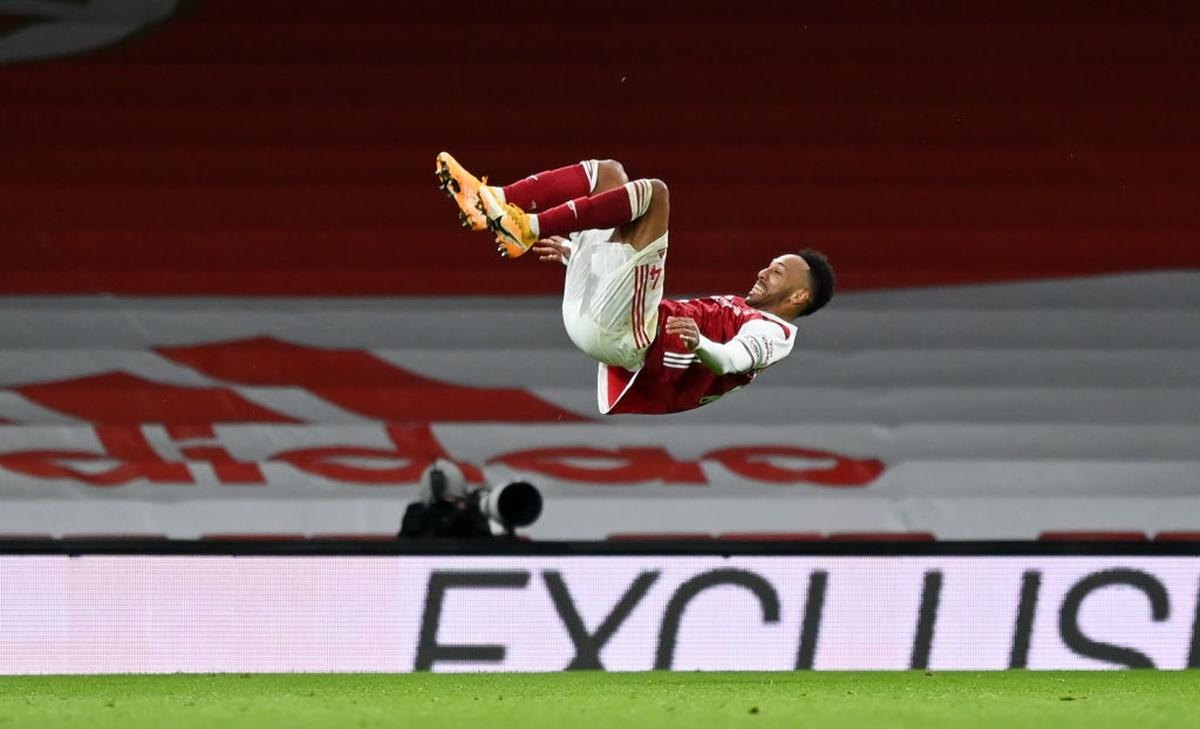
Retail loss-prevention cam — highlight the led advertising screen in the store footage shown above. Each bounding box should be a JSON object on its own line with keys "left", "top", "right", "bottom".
{"left": 1, "top": 555, "right": 1197, "bottom": 674}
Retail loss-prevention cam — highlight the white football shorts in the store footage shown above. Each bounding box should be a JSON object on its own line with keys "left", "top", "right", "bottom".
{"left": 560, "top": 227, "right": 668, "bottom": 371}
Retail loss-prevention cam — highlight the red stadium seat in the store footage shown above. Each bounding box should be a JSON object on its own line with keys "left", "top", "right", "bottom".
{"left": 1153, "top": 531, "right": 1200, "bottom": 542}
{"left": 606, "top": 533, "right": 716, "bottom": 541}
{"left": 309, "top": 534, "right": 398, "bottom": 541}
{"left": 199, "top": 533, "right": 308, "bottom": 541}
{"left": 60, "top": 534, "right": 170, "bottom": 540}
{"left": 825, "top": 532, "right": 937, "bottom": 542}
{"left": 1038, "top": 531, "right": 1149, "bottom": 541}
{"left": 717, "top": 532, "right": 823, "bottom": 541}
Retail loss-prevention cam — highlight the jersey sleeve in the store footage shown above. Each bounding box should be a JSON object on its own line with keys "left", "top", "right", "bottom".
{"left": 693, "top": 318, "right": 794, "bottom": 375}
{"left": 729, "top": 318, "right": 794, "bottom": 371}
{"left": 693, "top": 335, "right": 754, "bottom": 374}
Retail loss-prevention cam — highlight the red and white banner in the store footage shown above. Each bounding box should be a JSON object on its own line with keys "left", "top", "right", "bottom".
{"left": 1, "top": 274, "right": 1199, "bottom": 539}
{"left": 1, "top": 421, "right": 1197, "bottom": 539}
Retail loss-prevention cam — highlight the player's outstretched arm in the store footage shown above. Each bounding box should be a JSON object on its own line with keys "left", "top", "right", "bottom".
{"left": 666, "top": 316, "right": 792, "bottom": 375}
{"left": 693, "top": 337, "right": 754, "bottom": 375}
{"left": 666, "top": 317, "right": 750, "bottom": 375}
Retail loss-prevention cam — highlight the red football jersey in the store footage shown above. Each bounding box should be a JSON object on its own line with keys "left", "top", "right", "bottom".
{"left": 599, "top": 295, "right": 797, "bottom": 414}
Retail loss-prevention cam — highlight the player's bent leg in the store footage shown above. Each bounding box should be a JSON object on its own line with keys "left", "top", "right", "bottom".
{"left": 484, "top": 177, "right": 660, "bottom": 259}
{"left": 475, "top": 159, "right": 621, "bottom": 259}
{"left": 560, "top": 231, "right": 668, "bottom": 371}
{"left": 501, "top": 160, "right": 600, "bottom": 212}
{"left": 436, "top": 154, "right": 618, "bottom": 238}
{"left": 617, "top": 178, "right": 669, "bottom": 252}
{"left": 593, "top": 159, "right": 629, "bottom": 195}
{"left": 552, "top": 177, "right": 667, "bottom": 368}
{"left": 503, "top": 158, "right": 626, "bottom": 206}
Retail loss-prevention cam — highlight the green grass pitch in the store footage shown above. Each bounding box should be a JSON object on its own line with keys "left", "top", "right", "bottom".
{"left": 1, "top": 672, "right": 1197, "bottom": 729}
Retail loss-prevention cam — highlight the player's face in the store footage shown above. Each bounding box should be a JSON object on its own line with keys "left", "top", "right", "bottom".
{"left": 746, "top": 255, "right": 810, "bottom": 308}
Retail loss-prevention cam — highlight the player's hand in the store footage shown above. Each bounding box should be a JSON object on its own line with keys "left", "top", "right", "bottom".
{"left": 532, "top": 236, "right": 571, "bottom": 264}
{"left": 665, "top": 316, "right": 701, "bottom": 351}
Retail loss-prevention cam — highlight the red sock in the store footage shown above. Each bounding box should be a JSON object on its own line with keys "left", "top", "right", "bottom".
{"left": 534, "top": 180, "right": 653, "bottom": 239}
{"left": 502, "top": 161, "right": 595, "bottom": 211}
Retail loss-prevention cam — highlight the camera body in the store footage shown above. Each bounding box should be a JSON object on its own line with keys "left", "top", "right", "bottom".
{"left": 418, "top": 458, "right": 469, "bottom": 503}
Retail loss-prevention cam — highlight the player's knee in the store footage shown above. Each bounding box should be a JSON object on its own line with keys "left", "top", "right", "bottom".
{"left": 647, "top": 178, "right": 669, "bottom": 210}
{"left": 595, "top": 159, "right": 628, "bottom": 189}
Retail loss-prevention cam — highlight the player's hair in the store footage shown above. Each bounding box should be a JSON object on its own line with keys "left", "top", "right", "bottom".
{"left": 797, "top": 249, "right": 835, "bottom": 317}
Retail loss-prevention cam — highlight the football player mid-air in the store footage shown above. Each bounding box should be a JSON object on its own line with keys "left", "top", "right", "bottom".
{"left": 436, "top": 153, "right": 834, "bottom": 415}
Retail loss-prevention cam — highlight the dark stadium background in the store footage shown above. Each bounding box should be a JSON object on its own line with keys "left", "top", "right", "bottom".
{"left": 4, "top": 0, "right": 1198, "bottom": 297}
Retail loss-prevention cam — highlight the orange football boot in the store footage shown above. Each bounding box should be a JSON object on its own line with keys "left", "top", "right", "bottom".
{"left": 477, "top": 186, "right": 538, "bottom": 258}
{"left": 435, "top": 151, "right": 489, "bottom": 231}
